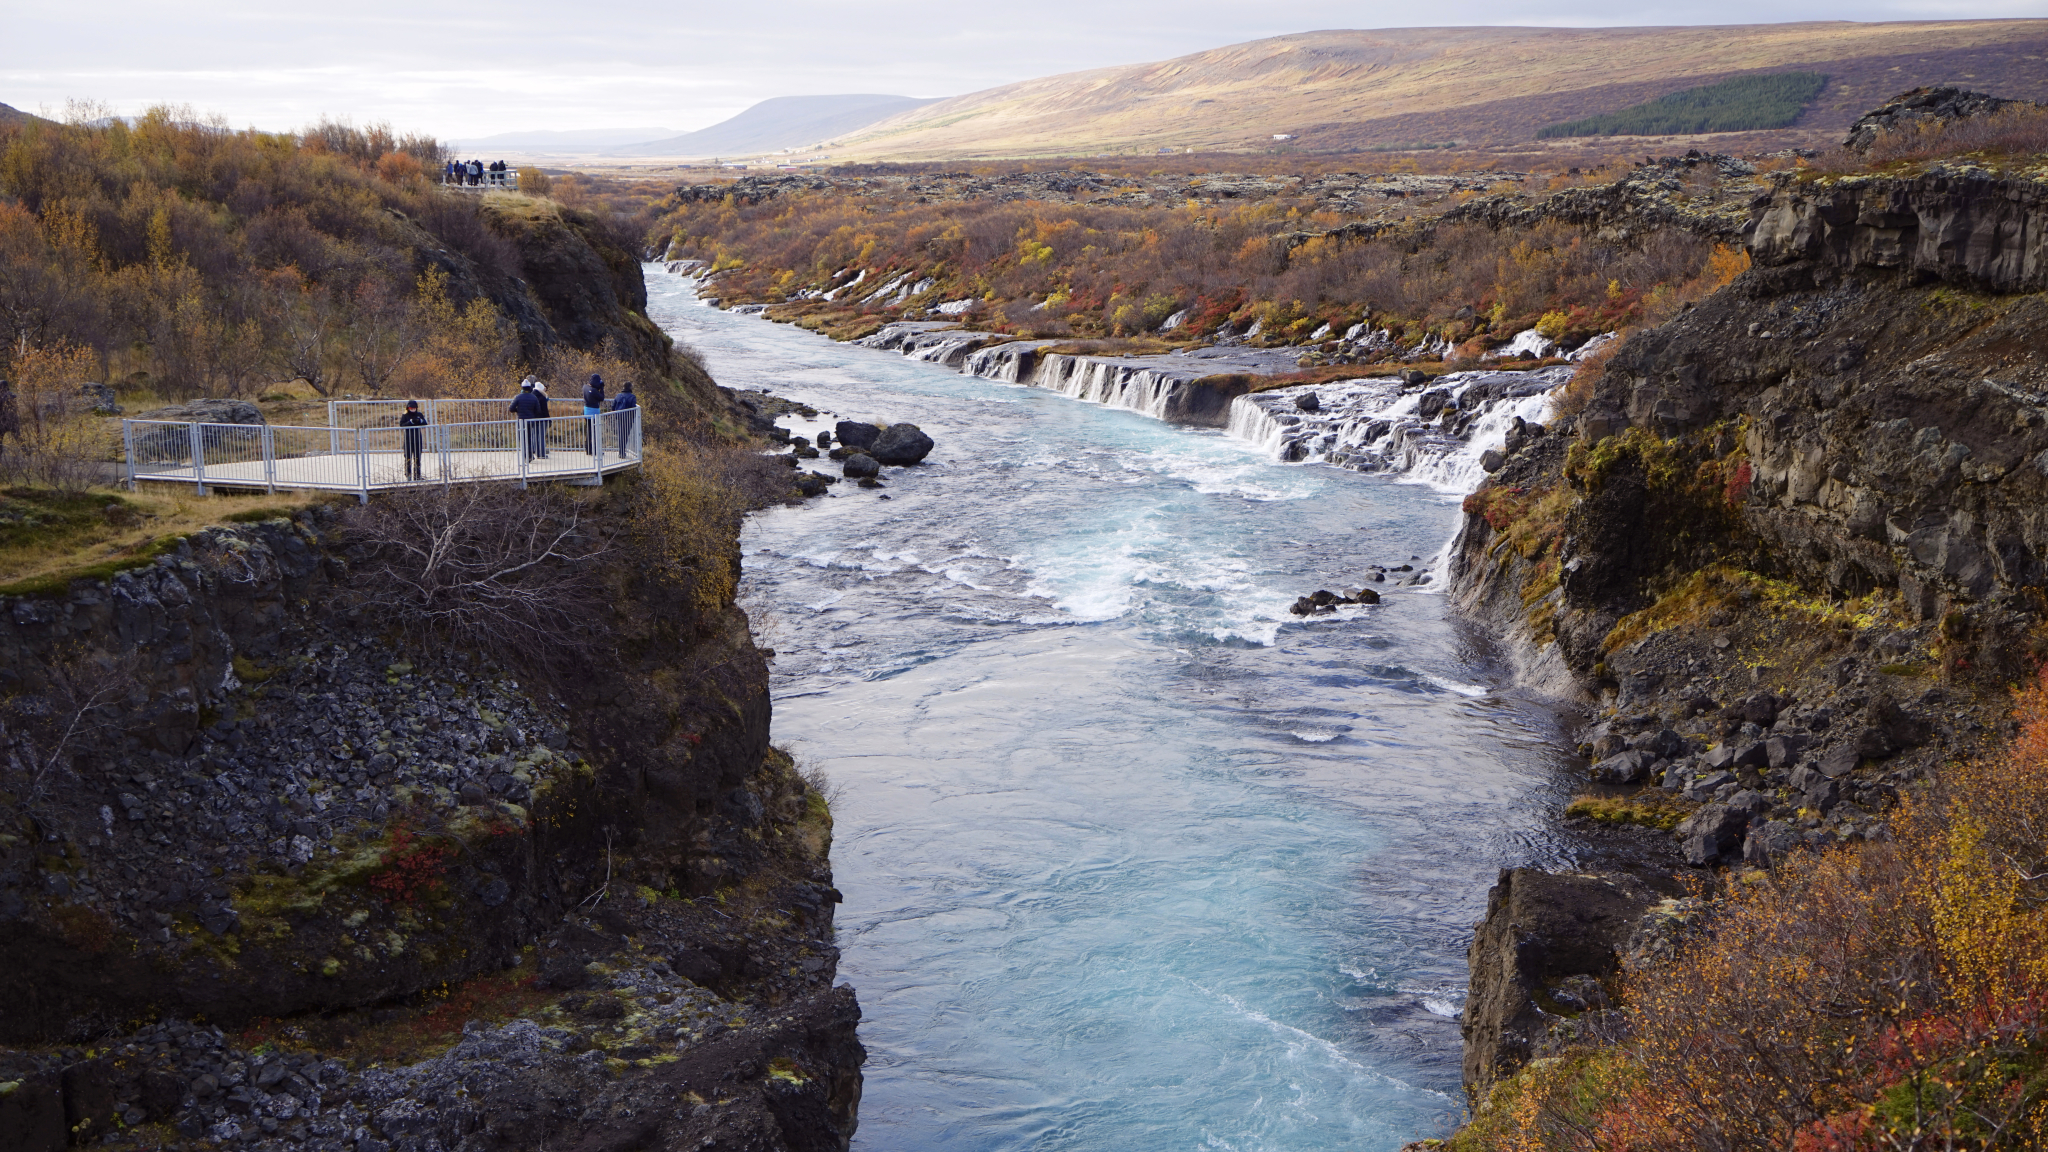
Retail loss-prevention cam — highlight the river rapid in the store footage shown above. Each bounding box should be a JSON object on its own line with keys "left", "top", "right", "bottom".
{"left": 646, "top": 270, "right": 1585, "bottom": 1151}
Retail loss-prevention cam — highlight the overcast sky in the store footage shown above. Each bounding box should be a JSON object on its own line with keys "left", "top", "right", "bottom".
{"left": 6, "top": 1, "right": 2040, "bottom": 141}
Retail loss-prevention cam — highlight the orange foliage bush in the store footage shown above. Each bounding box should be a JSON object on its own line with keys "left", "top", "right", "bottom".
{"left": 1465, "top": 669, "right": 2048, "bottom": 1150}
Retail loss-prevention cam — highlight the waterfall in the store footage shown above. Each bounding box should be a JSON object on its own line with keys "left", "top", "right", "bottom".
{"left": 1222, "top": 367, "right": 1572, "bottom": 494}
{"left": 1030, "top": 354, "right": 1203, "bottom": 422}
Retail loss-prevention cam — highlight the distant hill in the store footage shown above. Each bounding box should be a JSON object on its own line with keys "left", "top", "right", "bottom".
{"left": 0, "top": 102, "right": 46, "bottom": 128}
{"left": 605, "top": 95, "right": 940, "bottom": 158}
{"left": 450, "top": 127, "right": 679, "bottom": 151}
{"left": 827, "top": 21, "right": 2048, "bottom": 159}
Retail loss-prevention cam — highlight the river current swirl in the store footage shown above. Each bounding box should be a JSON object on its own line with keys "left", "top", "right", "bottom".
{"left": 646, "top": 270, "right": 1584, "bottom": 1152}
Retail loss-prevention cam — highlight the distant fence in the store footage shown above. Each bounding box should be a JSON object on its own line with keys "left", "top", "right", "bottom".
{"left": 123, "top": 406, "right": 641, "bottom": 500}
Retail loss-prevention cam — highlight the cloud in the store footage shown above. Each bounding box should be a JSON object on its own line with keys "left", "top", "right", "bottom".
{"left": 4, "top": 2, "right": 2040, "bottom": 138}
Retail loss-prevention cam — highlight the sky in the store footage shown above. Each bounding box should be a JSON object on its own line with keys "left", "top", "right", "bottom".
{"left": 5, "top": 1, "right": 2042, "bottom": 142}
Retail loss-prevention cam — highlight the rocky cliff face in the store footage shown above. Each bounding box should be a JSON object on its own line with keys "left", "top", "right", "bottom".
{"left": 0, "top": 497, "right": 860, "bottom": 1151}
{"left": 1449, "top": 167, "right": 2048, "bottom": 1100}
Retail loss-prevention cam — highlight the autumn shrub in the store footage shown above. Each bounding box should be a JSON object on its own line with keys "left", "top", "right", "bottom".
{"left": 653, "top": 178, "right": 1728, "bottom": 353}
{"left": 1470, "top": 667, "right": 2048, "bottom": 1150}
{"left": 0, "top": 339, "right": 105, "bottom": 490}
{"left": 0, "top": 107, "right": 529, "bottom": 399}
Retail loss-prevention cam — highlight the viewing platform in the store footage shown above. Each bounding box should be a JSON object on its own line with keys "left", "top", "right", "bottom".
{"left": 441, "top": 170, "right": 519, "bottom": 191}
{"left": 123, "top": 398, "right": 641, "bottom": 500}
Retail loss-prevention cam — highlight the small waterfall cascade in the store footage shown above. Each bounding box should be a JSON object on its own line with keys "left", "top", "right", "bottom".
{"left": 1223, "top": 367, "right": 1573, "bottom": 492}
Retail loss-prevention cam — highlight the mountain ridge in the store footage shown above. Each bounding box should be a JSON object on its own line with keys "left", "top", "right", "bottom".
{"left": 828, "top": 21, "right": 2048, "bottom": 159}
{"left": 607, "top": 93, "right": 939, "bottom": 158}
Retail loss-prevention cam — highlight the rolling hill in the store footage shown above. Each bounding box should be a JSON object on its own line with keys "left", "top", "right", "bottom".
{"left": 606, "top": 94, "right": 940, "bottom": 158}
{"left": 827, "top": 21, "right": 2048, "bottom": 159}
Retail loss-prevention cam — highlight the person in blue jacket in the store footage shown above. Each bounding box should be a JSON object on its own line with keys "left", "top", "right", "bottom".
{"left": 610, "top": 383, "right": 638, "bottom": 455}
{"left": 581, "top": 373, "right": 605, "bottom": 454}
{"left": 510, "top": 378, "right": 545, "bottom": 461}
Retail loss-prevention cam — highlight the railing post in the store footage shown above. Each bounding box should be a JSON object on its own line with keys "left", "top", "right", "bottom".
{"left": 356, "top": 429, "right": 370, "bottom": 503}
{"left": 188, "top": 422, "right": 207, "bottom": 495}
{"left": 122, "top": 421, "right": 136, "bottom": 490}
{"left": 591, "top": 413, "right": 603, "bottom": 479}
{"left": 518, "top": 420, "right": 529, "bottom": 489}
{"left": 263, "top": 425, "right": 276, "bottom": 494}
{"left": 439, "top": 424, "right": 451, "bottom": 488}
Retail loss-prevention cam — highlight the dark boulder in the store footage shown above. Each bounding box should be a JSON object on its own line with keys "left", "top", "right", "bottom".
{"left": 1294, "top": 392, "right": 1321, "bottom": 413}
{"left": 1589, "top": 750, "right": 1655, "bottom": 784}
{"left": 833, "top": 421, "right": 880, "bottom": 450}
{"left": 841, "top": 453, "right": 879, "bottom": 479}
{"left": 136, "top": 399, "right": 265, "bottom": 426}
{"left": 1843, "top": 86, "right": 2037, "bottom": 153}
{"left": 871, "top": 423, "right": 934, "bottom": 465}
{"left": 1677, "top": 803, "right": 1751, "bottom": 865}
{"left": 1352, "top": 587, "right": 1380, "bottom": 605}
{"left": 1462, "top": 869, "right": 1658, "bottom": 1099}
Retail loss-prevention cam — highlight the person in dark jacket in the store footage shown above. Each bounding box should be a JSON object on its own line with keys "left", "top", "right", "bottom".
{"left": 610, "top": 383, "right": 638, "bottom": 455}
{"left": 511, "top": 379, "right": 545, "bottom": 461}
{"left": 581, "top": 373, "right": 604, "bottom": 455}
{"left": 400, "top": 399, "right": 428, "bottom": 480}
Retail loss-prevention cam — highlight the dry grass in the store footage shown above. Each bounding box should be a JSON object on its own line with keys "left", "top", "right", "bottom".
{"left": 0, "top": 486, "right": 334, "bottom": 592}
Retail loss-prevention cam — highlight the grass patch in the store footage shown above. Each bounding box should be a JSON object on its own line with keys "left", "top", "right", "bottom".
{"left": 1568, "top": 792, "right": 1687, "bottom": 831}
{"left": 1539, "top": 71, "right": 1828, "bottom": 138}
{"left": 0, "top": 487, "right": 330, "bottom": 594}
{"left": 1602, "top": 565, "right": 1890, "bottom": 655}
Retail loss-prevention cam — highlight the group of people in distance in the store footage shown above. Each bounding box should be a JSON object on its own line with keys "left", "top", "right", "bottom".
{"left": 444, "top": 159, "right": 512, "bottom": 187}
{"left": 508, "top": 374, "right": 638, "bottom": 464}
{"left": 392, "top": 375, "right": 639, "bottom": 480}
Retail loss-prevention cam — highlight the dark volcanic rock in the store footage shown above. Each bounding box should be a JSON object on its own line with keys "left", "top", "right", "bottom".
{"left": 841, "top": 452, "right": 879, "bottom": 479}
{"left": 136, "top": 399, "right": 265, "bottom": 426}
{"left": 1462, "top": 868, "right": 1658, "bottom": 1099}
{"left": 833, "top": 421, "right": 880, "bottom": 450}
{"left": 1842, "top": 86, "right": 2039, "bottom": 153}
{"left": 870, "top": 423, "right": 934, "bottom": 465}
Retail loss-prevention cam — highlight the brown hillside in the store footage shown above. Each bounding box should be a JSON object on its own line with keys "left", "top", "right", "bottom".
{"left": 829, "top": 21, "right": 2048, "bottom": 159}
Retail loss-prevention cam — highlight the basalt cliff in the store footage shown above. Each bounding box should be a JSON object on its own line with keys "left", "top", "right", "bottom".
{"left": 0, "top": 258, "right": 860, "bottom": 1150}
{"left": 1447, "top": 164, "right": 2048, "bottom": 1101}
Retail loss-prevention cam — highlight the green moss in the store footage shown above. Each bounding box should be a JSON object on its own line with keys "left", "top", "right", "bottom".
{"left": 0, "top": 534, "right": 184, "bottom": 597}
{"left": 1568, "top": 793, "right": 1686, "bottom": 831}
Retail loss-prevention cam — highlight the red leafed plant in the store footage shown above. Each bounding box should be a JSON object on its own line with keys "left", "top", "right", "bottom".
{"left": 369, "top": 826, "right": 451, "bottom": 905}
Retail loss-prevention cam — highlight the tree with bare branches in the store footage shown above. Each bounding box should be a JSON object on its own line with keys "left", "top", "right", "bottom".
{"left": 342, "top": 482, "right": 611, "bottom": 680}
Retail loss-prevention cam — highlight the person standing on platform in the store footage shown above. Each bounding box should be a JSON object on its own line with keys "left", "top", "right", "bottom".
{"left": 400, "top": 400, "right": 428, "bottom": 480}
{"left": 610, "top": 382, "right": 637, "bottom": 456}
{"left": 581, "top": 373, "right": 605, "bottom": 454}
{"left": 533, "top": 380, "right": 552, "bottom": 458}
{"left": 511, "top": 378, "right": 544, "bottom": 461}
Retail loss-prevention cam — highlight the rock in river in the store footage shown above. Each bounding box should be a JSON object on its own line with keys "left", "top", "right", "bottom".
{"left": 834, "top": 421, "right": 880, "bottom": 450}
{"left": 842, "top": 452, "right": 880, "bottom": 479}
{"left": 871, "top": 423, "right": 935, "bottom": 465}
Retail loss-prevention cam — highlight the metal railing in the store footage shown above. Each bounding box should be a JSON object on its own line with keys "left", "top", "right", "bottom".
{"left": 441, "top": 170, "right": 519, "bottom": 190}
{"left": 123, "top": 407, "right": 642, "bottom": 500}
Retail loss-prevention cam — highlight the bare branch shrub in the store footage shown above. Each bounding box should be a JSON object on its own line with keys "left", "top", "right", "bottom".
{"left": 342, "top": 482, "right": 611, "bottom": 681}
{"left": 1, "top": 648, "right": 142, "bottom": 819}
